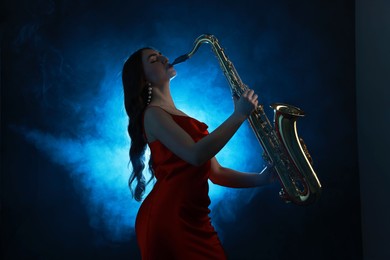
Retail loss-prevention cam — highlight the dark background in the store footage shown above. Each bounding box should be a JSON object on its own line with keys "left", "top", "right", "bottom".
{"left": 1, "top": 0, "right": 388, "bottom": 259}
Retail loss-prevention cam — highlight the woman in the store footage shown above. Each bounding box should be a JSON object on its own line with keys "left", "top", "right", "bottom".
{"left": 122, "top": 47, "right": 274, "bottom": 259}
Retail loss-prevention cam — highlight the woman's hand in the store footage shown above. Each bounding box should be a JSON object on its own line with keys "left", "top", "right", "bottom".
{"left": 209, "top": 157, "right": 278, "bottom": 188}
{"left": 233, "top": 89, "right": 259, "bottom": 119}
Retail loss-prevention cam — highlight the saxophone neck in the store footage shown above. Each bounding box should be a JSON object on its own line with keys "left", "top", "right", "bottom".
{"left": 171, "top": 34, "right": 216, "bottom": 65}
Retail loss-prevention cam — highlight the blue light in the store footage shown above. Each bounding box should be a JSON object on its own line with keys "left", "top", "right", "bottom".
{"left": 21, "top": 44, "right": 265, "bottom": 242}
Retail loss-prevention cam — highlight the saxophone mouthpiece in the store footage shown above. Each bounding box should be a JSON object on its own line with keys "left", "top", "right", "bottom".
{"left": 171, "top": 54, "right": 189, "bottom": 66}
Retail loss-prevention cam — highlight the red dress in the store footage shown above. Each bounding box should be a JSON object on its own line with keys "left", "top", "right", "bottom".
{"left": 136, "top": 112, "right": 227, "bottom": 260}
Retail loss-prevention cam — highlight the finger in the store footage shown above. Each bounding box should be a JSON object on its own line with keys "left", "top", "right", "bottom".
{"left": 242, "top": 89, "right": 250, "bottom": 98}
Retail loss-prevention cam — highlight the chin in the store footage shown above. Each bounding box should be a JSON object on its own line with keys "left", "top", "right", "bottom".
{"left": 169, "top": 70, "right": 177, "bottom": 80}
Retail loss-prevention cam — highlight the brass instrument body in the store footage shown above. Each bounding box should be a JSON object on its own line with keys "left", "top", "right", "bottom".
{"left": 172, "top": 34, "right": 322, "bottom": 205}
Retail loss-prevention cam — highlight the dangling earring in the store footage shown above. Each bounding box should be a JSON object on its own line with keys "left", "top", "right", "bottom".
{"left": 146, "top": 83, "right": 152, "bottom": 105}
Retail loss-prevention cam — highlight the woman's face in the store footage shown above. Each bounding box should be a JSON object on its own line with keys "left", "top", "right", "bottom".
{"left": 142, "top": 49, "right": 176, "bottom": 85}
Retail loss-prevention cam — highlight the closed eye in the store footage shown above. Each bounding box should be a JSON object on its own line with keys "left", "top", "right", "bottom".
{"left": 148, "top": 52, "right": 162, "bottom": 63}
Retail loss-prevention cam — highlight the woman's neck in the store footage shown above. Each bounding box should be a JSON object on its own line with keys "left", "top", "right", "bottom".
{"left": 149, "top": 87, "right": 176, "bottom": 110}
{"left": 147, "top": 85, "right": 188, "bottom": 116}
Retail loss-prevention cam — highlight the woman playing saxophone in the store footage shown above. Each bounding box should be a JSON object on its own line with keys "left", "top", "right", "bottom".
{"left": 122, "top": 47, "right": 275, "bottom": 259}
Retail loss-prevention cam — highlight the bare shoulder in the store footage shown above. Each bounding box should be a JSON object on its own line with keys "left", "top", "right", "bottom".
{"left": 143, "top": 106, "right": 173, "bottom": 142}
{"left": 144, "top": 106, "right": 171, "bottom": 124}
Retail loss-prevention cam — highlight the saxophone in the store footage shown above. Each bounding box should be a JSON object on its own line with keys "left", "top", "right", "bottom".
{"left": 172, "top": 34, "right": 322, "bottom": 205}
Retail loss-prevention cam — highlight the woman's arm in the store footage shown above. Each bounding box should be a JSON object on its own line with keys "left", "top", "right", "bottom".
{"left": 144, "top": 89, "right": 258, "bottom": 166}
{"left": 208, "top": 157, "right": 276, "bottom": 188}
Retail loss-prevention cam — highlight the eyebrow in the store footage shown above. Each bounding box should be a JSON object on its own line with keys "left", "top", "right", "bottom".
{"left": 147, "top": 52, "right": 161, "bottom": 61}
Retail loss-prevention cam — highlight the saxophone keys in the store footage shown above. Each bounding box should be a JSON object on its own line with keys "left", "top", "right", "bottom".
{"left": 279, "top": 188, "right": 291, "bottom": 203}
{"left": 261, "top": 152, "right": 271, "bottom": 163}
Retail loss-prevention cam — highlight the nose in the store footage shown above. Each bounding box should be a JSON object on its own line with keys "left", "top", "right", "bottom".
{"left": 158, "top": 55, "right": 168, "bottom": 64}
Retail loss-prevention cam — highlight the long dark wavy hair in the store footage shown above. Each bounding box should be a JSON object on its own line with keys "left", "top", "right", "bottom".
{"left": 122, "top": 47, "right": 155, "bottom": 201}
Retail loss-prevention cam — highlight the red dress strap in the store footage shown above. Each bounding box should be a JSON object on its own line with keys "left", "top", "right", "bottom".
{"left": 142, "top": 105, "right": 189, "bottom": 143}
